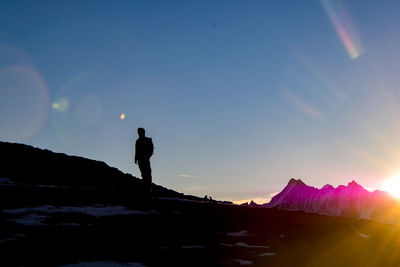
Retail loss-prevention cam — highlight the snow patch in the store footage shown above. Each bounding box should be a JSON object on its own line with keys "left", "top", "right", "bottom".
{"left": 220, "top": 243, "right": 235, "bottom": 247}
{"left": 12, "top": 214, "right": 48, "bottom": 226}
{"left": 3, "top": 205, "right": 158, "bottom": 226}
{"left": 220, "top": 242, "right": 269, "bottom": 249}
{"left": 259, "top": 252, "right": 276, "bottom": 257}
{"left": 358, "top": 233, "right": 370, "bottom": 239}
{"left": 227, "top": 230, "right": 250, "bottom": 237}
{"left": 0, "top": 237, "right": 18, "bottom": 243}
{"left": 234, "top": 242, "right": 269, "bottom": 249}
{"left": 0, "top": 234, "right": 25, "bottom": 243}
{"left": 0, "top": 177, "right": 14, "bottom": 184}
{"left": 3, "top": 205, "right": 157, "bottom": 218}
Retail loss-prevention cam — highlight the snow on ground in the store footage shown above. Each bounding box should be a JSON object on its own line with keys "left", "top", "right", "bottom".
{"left": 2, "top": 205, "right": 159, "bottom": 226}
{"left": 0, "top": 177, "right": 14, "bottom": 184}
{"left": 0, "top": 234, "right": 25, "bottom": 244}
{"left": 259, "top": 252, "right": 276, "bottom": 257}
{"left": 36, "top": 184, "right": 59, "bottom": 188}
{"left": 232, "top": 259, "right": 253, "bottom": 265}
{"left": 12, "top": 214, "right": 48, "bottom": 226}
{"left": 60, "top": 261, "right": 146, "bottom": 267}
{"left": 220, "top": 243, "right": 235, "bottom": 247}
{"left": 234, "top": 242, "right": 269, "bottom": 249}
{"left": 226, "top": 230, "right": 250, "bottom": 237}
{"left": 358, "top": 233, "right": 370, "bottom": 239}
{"left": 220, "top": 242, "right": 269, "bottom": 248}
{"left": 3, "top": 205, "right": 157, "bottom": 217}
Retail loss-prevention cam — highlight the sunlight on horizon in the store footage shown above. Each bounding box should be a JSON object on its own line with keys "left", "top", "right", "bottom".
{"left": 233, "top": 192, "right": 279, "bottom": 205}
{"left": 233, "top": 197, "right": 270, "bottom": 205}
{"left": 382, "top": 174, "right": 400, "bottom": 198}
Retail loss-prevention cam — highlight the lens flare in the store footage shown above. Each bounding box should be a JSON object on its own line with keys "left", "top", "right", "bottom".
{"left": 382, "top": 175, "right": 400, "bottom": 198}
{"left": 0, "top": 43, "right": 34, "bottom": 69}
{"left": 51, "top": 72, "right": 103, "bottom": 147}
{"left": 52, "top": 97, "right": 69, "bottom": 112}
{"left": 0, "top": 65, "right": 49, "bottom": 141}
{"left": 281, "top": 91, "right": 324, "bottom": 120}
{"left": 120, "top": 113, "right": 125, "bottom": 120}
{"left": 51, "top": 72, "right": 92, "bottom": 145}
{"left": 321, "top": 0, "right": 364, "bottom": 59}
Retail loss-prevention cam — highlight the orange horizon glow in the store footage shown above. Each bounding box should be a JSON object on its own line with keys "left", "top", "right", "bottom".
{"left": 382, "top": 174, "right": 400, "bottom": 198}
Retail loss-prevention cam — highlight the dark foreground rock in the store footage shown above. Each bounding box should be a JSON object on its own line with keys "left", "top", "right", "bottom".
{"left": 2, "top": 192, "right": 400, "bottom": 267}
{"left": 0, "top": 141, "right": 198, "bottom": 200}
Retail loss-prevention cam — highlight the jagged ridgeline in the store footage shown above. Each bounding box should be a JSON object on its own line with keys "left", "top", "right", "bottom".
{"left": 264, "top": 178, "right": 400, "bottom": 226}
{"left": 0, "top": 141, "right": 184, "bottom": 198}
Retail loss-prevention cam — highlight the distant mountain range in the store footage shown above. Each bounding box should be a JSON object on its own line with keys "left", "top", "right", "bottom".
{"left": 262, "top": 178, "right": 400, "bottom": 225}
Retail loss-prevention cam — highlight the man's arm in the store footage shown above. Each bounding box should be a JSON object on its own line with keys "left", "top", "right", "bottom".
{"left": 134, "top": 140, "right": 138, "bottom": 164}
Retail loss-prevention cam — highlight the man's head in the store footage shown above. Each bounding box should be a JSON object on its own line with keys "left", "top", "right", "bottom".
{"left": 137, "top": 127, "right": 145, "bottom": 138}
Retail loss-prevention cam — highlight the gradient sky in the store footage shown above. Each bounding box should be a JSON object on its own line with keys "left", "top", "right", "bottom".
{"left": 2, "top": 0, "right": 400, "bottom": 203}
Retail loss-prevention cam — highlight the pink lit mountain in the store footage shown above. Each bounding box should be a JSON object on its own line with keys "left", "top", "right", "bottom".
{"left": 264, "top": 178, "right": 400, "bottom": 225}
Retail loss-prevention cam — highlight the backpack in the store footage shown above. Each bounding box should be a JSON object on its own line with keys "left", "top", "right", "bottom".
{"left": 145, "top": 137, "right": 154, "bottom": 157}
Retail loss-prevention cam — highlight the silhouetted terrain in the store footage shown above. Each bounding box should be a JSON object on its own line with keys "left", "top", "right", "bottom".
{"left": 0, "top": 141, "right": 199, "bottom": 200}
{"left": 2, "top": 142, "right": 400, "bottom": 266}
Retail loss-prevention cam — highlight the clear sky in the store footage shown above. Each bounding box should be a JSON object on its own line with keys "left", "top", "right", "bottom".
{"left": 2, "top": 0, "right": 400, "bottom": 203}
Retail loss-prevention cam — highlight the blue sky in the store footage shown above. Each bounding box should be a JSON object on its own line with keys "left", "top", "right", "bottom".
{"left": 2, "top": 0, "right": 400, "bottom": 202}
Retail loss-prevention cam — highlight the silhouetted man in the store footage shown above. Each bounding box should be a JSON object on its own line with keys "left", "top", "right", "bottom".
{"left": 135, "top": 128, "right": 154, "bottom": 194}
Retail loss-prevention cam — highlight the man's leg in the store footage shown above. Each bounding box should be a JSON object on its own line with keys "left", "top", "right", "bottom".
{"left": 138, "top": 160, "right": 152, "bottom": 194}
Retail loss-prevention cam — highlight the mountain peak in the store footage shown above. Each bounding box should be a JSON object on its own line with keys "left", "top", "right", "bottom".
{"left": 321, "top": 184, "right": 334, "bottom": 190}
{"left": 266, "top": 179, "right": 399, "bottom": 222}
{"left": 347, "top": 180, "right": 362, "bottom": 188}
{"left": 288, "top": 178, "right": 306, "bottom": 186}
{"left": 249, "top": 200, "right": 259, "bottom": 207}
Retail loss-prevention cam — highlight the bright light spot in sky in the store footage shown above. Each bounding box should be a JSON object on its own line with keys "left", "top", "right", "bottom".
{"left": 382, "top": 174, "right": 400, "bottom": 198}
{"left": 52, "top": 97, "right": 69, "bottom": 112}
{"left": 120, "top": 113, "right": 125, "bottom": 120}
{"left": 0, "top": 65, "right": 49, "bottom": 141}
{"left": 321, "top": 0, "right": 364, "bottom": 59}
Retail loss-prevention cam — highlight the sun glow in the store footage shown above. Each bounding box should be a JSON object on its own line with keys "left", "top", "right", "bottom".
{"left": 382, "top": 175, "right": 400, "bottom": 198}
